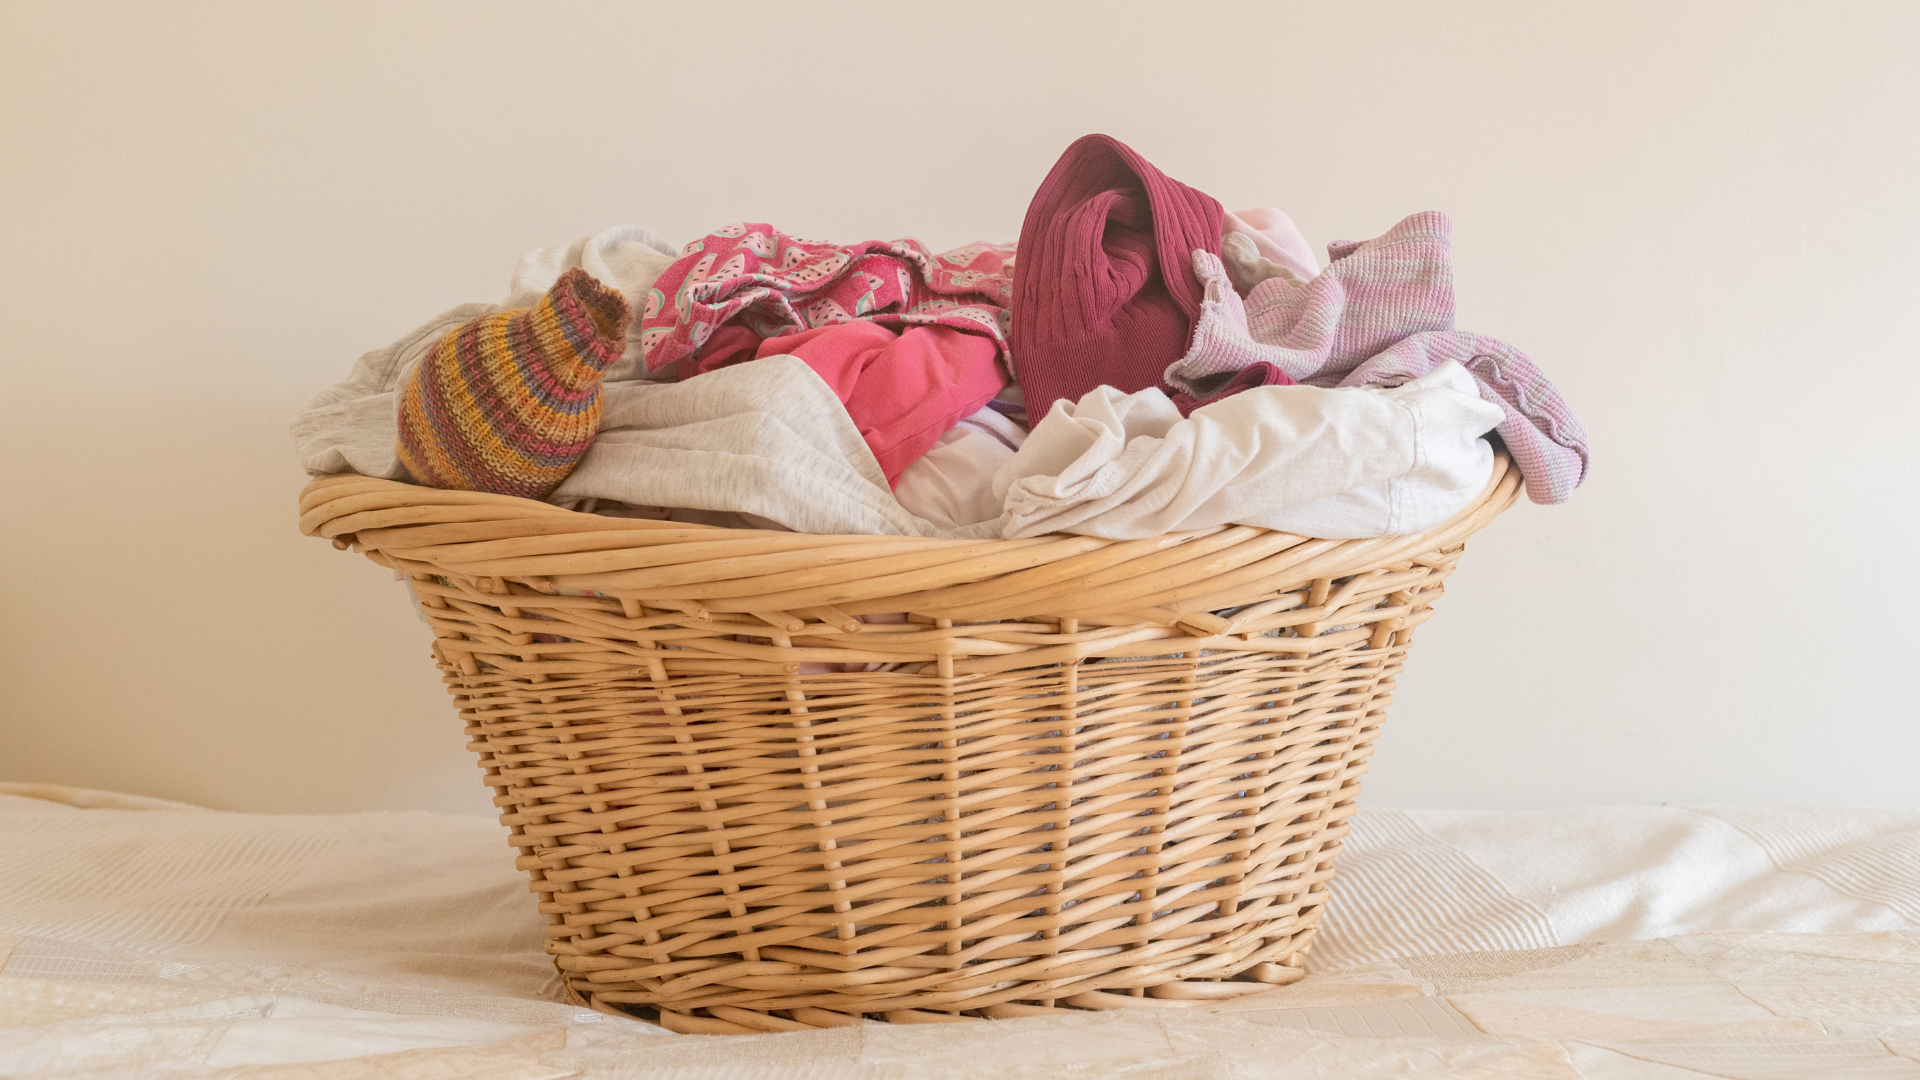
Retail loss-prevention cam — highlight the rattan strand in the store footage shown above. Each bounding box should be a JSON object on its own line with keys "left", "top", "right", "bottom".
{"left": 299, "top": 454, "right": 1520, "bottom": 1033}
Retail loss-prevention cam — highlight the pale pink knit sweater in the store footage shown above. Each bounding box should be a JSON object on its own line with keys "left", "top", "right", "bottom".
{"left": 1166, "top": 212, "right": 1588, "bottom": 505}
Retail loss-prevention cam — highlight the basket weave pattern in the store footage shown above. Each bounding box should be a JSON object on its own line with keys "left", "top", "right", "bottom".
{"left": 298, "top": 456, "right": 1518, "bottom": 1034}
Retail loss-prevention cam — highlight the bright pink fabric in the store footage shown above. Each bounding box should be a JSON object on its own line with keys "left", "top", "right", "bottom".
{"left": 744, "top": 322, "right": 1007, "bottom": 487}
{"left": 1009, "top": 134, "right": 1225, "bottom": 420}
{"left": 637, "top": 223, "right": 1013, "bottom": 375}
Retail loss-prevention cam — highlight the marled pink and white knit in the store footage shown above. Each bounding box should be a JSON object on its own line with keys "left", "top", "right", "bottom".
{"left": 1166, "top": 212, "right": 1588, "bottom": 505}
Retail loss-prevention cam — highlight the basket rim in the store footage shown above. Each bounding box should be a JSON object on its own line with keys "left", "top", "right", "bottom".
{"left": 298, "top": 452, "right": 1520, "bottom": 624}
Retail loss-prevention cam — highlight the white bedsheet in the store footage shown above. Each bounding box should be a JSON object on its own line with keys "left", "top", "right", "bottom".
{"left": 2, "top": 784, "right": 1915, "bottom": 1078}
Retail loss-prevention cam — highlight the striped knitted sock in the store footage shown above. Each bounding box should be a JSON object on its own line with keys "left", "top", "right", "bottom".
{"left": 397, "top": 268, "right": 630, "bottom": 499}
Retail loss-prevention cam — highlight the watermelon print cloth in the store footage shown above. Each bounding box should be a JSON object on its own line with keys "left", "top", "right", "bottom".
{"left": 638, "top": 223, "right": 1016, "bottom": 376}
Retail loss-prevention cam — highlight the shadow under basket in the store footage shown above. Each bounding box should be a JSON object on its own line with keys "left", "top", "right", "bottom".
{"left": 298, "top": 453, "right": 1520, "bottom": 1035}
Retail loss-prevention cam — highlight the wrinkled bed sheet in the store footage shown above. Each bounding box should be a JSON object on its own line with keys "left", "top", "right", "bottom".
{"left": 1, "top": 783, "right": 1915, "bottom": 1078}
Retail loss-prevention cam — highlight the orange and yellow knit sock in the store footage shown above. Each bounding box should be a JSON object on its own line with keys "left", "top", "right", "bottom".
{"left": 396, "top": 268, "right": 630, "bottom": 499}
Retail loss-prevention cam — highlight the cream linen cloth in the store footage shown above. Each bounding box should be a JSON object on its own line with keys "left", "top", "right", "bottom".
{"left": 549, "top": 358, "right": 991, "bottom": 539}
{"left": 997, "top": 361, "right": 1504, "bottom": 540}
{"left": 5, "top": 784, "right": 1918, "bottom": 1078}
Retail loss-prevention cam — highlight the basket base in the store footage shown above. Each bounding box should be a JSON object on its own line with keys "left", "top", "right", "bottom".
{"left": 572, "top": 957, "right": 1312, "bottom": 1033}
{"left": 564, "top": 937, "right": 1317, "bottom": 1033}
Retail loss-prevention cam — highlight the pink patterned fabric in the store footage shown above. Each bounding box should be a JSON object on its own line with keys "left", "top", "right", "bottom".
{"left": 1167, "top": 213, "right": 1589, "bottom": 504}
{"left": 638, "top": 223, "right": 1014, "bottom": 375}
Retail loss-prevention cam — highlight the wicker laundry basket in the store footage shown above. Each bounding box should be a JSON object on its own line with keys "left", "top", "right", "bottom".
{"left": 298, "top": 454, "right": 1520, "bottom": 1034}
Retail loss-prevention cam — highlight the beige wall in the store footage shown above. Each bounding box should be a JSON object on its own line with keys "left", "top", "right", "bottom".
{"left": 3, "top": 2, "right": 1915, "bottom": 814}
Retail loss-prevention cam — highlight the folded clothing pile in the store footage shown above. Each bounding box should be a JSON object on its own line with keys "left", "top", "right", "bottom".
{"left": 293, "top": 134, "right": 1589, "bottom": 541}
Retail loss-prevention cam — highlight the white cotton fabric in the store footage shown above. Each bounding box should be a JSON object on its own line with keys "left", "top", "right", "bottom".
{"left": 892, "top": 407, "right": 1030, "bottom": 529}
{"left": 501, "top": 224, "right": 679, "bottom": 383}
{"left": 997, "top": 361, "right": 1505, "bottom": 540}
{"left": 4, "top": 785, "right": 1919, "bottom": 1077}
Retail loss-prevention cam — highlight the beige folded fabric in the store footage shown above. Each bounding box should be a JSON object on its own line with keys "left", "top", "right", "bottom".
{"left": 552, "top": 357, "right": 991, "bottom": 539}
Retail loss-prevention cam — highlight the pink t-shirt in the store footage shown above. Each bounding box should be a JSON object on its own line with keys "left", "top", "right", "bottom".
{"left": 729, "top": 322, "right": 1007, "bottom": 487}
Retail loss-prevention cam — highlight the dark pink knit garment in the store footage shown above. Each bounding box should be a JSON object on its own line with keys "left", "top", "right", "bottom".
{"left": 1010, "top": 135, "right": 1225, "bottom": 419}
{"left": 1168, "top": 362, "right": 1298, "bottom": 417}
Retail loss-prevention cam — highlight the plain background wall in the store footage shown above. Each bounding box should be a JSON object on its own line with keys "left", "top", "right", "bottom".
{"left": 3, "top": 2, "right": 1916, "bottom": 815}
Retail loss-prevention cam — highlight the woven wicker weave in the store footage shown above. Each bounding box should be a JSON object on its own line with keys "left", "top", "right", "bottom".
{"left": 298, "top": 453, "right": 1519, "bottom": 1034}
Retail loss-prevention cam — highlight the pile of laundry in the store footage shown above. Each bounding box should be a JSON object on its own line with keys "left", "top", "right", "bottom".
{"left": 293, "top": 135, "right": 1588, "bottom": 541}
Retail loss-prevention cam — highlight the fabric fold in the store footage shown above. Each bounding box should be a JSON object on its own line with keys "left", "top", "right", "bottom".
{"left": 893, "top": 406, "right": 1030, "bottom": 529}
{"left": 1221, "top": 206, "right": 1318, "bottom": 291}
{"left": 503, "top": 224, "right": 679, "bottom": 383}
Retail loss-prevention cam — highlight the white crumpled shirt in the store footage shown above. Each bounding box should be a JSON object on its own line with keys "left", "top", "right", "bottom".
{"left": 997, "top": 361, "right": 1504, "bottom": 540}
